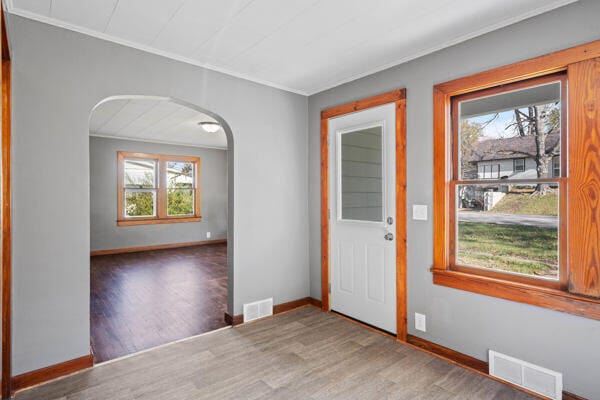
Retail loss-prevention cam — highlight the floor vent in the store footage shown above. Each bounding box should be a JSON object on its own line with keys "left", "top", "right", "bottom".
{"left": 243, "top": 298, "right": 273, "bottom": 323}
{"left": 489, "top": 350, "right": 562, "bottom": 399}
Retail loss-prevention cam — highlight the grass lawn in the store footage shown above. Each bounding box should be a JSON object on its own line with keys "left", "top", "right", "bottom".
{"left": 457, "top": 222, "right": 558, "bottom": 278}
{"left": 490, "top": 192, "right": 558, "bottom": 216}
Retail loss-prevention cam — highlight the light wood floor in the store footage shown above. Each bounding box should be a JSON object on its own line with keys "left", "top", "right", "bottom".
{"left": 16, "top": 307, "right": 534, "bottom": 400}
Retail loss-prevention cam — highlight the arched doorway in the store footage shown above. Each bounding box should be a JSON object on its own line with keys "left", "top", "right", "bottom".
{"left": 88, "top": 95, "right": 234, "bottom": 363}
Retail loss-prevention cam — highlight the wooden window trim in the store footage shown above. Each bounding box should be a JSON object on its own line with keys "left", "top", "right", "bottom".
{"left": 433, "top": 39, "right": 600, "bottom": 320}
{"left": 117, "top": 152, "right": 201, "bottom": 226}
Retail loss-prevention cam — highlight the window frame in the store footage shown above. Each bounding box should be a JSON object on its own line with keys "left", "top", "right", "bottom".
{"left": 117, "top": 151, "right": 201, "bottom": 226}
{"left": 432, "top": 41, "right": 600, "bottom": 320}
{"left": 513, "top": 158, "right": 526, "bottom": 173}
{"left": 448, "top": 74, "right": 568, "bottom": 291}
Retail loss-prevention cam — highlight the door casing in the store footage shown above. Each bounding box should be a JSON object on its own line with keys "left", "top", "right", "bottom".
{"left": 320, "top": 89, "right": 407, "bottom": 341}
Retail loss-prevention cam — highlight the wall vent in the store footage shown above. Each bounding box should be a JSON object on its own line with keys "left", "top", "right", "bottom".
{"left": 243, "top": 298, "right": 273, "bottom": 323}
{"left": 489, "top": 350, "right": 562, "bottom": 400}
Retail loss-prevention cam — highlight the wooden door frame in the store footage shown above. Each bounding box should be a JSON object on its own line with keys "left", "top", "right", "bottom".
{"left": 1, "top": 6, "right": 11, "bottom": 399}
{"left": 320, "top": 89, "right": 407, "bottom": 341}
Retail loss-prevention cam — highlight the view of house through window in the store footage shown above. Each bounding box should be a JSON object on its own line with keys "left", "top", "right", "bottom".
{"left": 454, "top": 79, "right": 563, "bottom": 281}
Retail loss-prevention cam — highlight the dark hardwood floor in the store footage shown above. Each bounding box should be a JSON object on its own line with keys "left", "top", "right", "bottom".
{"left": 90, "top": 243, "right": 228, "bottom": 363}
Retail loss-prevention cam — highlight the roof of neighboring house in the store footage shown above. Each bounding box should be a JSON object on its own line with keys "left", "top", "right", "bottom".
{"left": 468, "top": 132, "right": 560, "bottom": 162}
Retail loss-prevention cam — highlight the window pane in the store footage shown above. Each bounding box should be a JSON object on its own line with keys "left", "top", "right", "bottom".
{"left": 458, "top": 82, "right": 561, "bottom": 181}
{"left": 552, "top": 156, "right": 560, "bottom": 177}
{"left": 124, "top": 159, "right": 156, "bottom": 188}
{"left": 125, "top": 190, "right": 156, "bottom": 217}
{"left": 456, "top": 183, "right": 559, "bottom": 280}
{"left": 340, "top": 126, "right": 383, "bottom": 222}
{"left": 167, "top": 189, "right": 194, "bottom": 216}
{"left": 167, "top": 161, "right": 194, "bottom": 189}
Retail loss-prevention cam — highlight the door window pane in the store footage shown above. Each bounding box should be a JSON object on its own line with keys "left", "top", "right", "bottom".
{"left": 340, "top": 126, "right": 383, "bottom": 222}
{"left": 456, "top": 183, "right": 559, "bottom": 280}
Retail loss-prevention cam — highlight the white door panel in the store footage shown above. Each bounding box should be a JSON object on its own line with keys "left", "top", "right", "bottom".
{"left": 329, "top": 103, "right": 396, "bottom": 333}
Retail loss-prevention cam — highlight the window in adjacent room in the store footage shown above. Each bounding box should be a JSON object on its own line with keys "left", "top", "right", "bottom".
{"left": 117, "top": 152, "right": 201, "bottom": 226}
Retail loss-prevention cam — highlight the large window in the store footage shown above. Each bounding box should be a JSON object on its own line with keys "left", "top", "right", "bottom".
{"left": 117, "top": 152, "right": 201, "bottom": 226}
{"left": 432, "top": 43, "right": 600, "bottom": 320}
{"left": 452, "top": 75, "right": 566, "bottom": 288}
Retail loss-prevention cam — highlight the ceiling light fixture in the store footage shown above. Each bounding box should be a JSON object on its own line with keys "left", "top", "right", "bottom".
{"left": 199, "top": 121, "right": 221, "bottom": 133}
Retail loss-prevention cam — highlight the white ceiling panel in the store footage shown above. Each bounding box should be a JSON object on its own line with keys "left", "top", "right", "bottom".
{"left": 152, "top": 0, "right": 253, "bottom": 57}
{"left": 193, "top": 0, "right": 320, "bottom": 63}
{"left": 8, "top": 0, "right": 578, "bottom": 94}
{"left": 105, "top": 0, "right": 188, "bottom": 45}
{"left": 90, "top": 98, "right": 227, "bottom": 149}
{"left": 51, "top": 0, "right": 119, "bottom": 32}
{"left": 12, "top": 0, "right": 50, "bottom": 15}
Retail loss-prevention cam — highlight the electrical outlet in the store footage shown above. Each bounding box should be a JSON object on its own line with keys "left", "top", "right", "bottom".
{"left": 412, "top": 205, "right": 428, "bottom": 221}
{"left": 415, "top": 313, "right": 427, "bottom": 332}
{"left": 206, "top": 231, "right": 211, "bottom": 239}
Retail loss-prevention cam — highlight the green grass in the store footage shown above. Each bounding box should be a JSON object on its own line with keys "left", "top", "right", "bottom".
{"left": 457, "top": 222, "right": 558, "bottom": 278}
{"left": 490, "top": 193, "right": 558, "bottom": 216}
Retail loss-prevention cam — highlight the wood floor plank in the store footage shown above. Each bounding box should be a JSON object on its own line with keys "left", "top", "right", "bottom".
{"left": 15, "top": 307, "right": 536, "bottom": 400}
{"left": 90, "top": 243, "right": 228, "bottom": 363}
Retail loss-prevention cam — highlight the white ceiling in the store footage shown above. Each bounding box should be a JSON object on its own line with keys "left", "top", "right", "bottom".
{"left": 90, "top": 98, "right": 228, "bottom": 149}
{"left": 6, "top": 0, "right": 577, "bottom": 95}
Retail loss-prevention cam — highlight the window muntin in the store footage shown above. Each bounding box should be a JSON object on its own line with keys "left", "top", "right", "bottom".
{"left": 117, "top": 152, "right": 201, "bottom": 225}
{"left": 451, "top": 77, "right": 565, "bottom": 284}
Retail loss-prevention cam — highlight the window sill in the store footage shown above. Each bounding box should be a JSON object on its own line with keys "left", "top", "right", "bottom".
{"left": 431, "top": 267, "right": 600, "bottom": 321}
{"left": 117, "top": 217, "right": 201, "bottom": 226}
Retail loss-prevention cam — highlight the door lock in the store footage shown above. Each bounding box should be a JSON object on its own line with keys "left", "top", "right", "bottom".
{"left": 384, "top": 233, "right": 394, "bottom": 241}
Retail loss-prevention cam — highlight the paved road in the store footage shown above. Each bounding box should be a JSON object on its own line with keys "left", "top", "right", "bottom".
{"left": 458, "top": 211, "right": 558, "bottom": 229}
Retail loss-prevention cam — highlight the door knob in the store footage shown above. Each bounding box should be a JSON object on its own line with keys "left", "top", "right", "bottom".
{"left": 384, "top": 233, "right": 394, "bottom": 241}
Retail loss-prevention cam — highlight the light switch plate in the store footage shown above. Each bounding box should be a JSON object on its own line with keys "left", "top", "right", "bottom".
{"left": 415, "top": 313, "right": 427, "bottom": 332}
{"left": 206, "top": 231, "right": 212, "bottom": 239}
{"left": 413, "top": 205, "right": 428, "bottom": 221}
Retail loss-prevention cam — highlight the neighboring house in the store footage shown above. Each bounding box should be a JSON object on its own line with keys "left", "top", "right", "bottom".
{"left": 467, "top": 133, "right": 560, "bottom": 180}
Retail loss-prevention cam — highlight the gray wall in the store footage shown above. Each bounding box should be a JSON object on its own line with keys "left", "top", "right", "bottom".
{"left": 9, "top": 15, "right": 309, "bottom": 375}
{"left": 308, "top": 1, "right": 600, "bottom": 398}
{"left": 90, "top": 136, "right": 228, "bottom": 251}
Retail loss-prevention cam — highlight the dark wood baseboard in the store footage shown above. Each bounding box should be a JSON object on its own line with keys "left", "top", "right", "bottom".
{"left": 11, "top": 354, "right": 93, "bottom": 394}
{"left": 224, "top": 311, "right": 243, "bottom": 326}
{"left": 406, "top": 334, "right": 487, "bottom": 373}
{"left": 563, "top": 392, "right": 589, "bottom": 400}
{"left": 90, "top": 239, "right": 226, "bottom": 256}
{"left": 308, "top": 297, "right": 322, "bottom": 308}
{"left": 224, "top": 297, "right": 322, "bottom": 326}
{"left": 406, "top": 335, "right": 585, "bottom": 400}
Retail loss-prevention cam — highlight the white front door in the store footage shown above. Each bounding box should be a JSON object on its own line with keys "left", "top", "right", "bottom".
{"left": 329, "top": 103, "right": 396, "bottom": 333}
